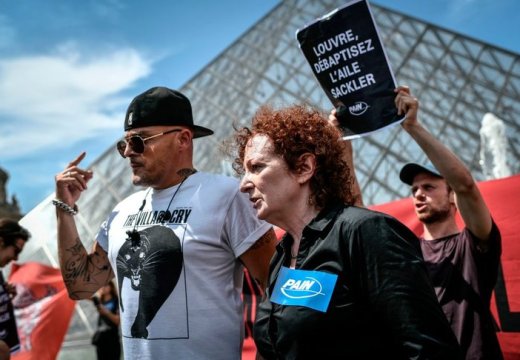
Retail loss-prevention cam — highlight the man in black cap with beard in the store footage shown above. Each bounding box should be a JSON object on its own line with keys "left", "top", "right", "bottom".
{"left": 396, "top": 86, "right": 503, "bottom": 360}
{"left": 54, "top": 86, "right": 277, "bottom": 360}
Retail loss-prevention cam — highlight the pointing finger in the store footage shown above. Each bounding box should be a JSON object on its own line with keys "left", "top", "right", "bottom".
{"left": 67, "top": 152, "right": 87, "bottom": 168}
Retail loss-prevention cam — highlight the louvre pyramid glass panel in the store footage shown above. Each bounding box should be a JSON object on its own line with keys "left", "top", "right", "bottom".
{"left": 15, "top": 0, "right": 520, "bottom": 356}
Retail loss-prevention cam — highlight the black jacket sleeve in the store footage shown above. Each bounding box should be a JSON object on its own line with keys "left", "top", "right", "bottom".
{"left": 349, "top": 211, "right": 462, "bottom": 359}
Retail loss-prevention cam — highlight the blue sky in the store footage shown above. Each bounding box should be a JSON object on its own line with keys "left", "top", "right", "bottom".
{"left": 0, "top": 0, "right": 519, "bottom": 214}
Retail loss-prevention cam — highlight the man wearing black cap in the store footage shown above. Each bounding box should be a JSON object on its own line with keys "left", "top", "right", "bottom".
{"left": 396, "top": 86, "right": 503, "bottom": 359}
{"left": 54, "top": 86, "right": 277, "bottom": 360}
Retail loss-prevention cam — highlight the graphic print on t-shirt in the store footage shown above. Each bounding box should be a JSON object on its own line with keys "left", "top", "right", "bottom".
{"left": 116, "top": 224, "right": 185, "bottom": 339}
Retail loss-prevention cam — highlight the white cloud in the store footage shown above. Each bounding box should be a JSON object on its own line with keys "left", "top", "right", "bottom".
{"left": 0, "top": 43, "right": 152, "bottom": 158}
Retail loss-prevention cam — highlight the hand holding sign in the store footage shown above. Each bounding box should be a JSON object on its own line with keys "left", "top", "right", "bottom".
{"left": 296, "top": 0, "right": 403, "bottom": 139}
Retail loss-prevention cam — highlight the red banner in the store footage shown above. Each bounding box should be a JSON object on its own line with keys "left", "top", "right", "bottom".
{"left": 8, "top": 262, "right": 76, "bottom": 360}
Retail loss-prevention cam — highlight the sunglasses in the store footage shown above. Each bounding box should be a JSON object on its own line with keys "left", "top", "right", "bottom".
{"left": 116, "top": 129, "right": 182, "bottom": 158}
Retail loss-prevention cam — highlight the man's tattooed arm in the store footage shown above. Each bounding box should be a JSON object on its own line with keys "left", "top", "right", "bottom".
{"left": 59, "top": 237, "right": 113, "bottom": 300}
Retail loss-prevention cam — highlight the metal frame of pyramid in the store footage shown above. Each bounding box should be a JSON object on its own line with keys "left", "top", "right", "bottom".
{"left": 16, "top": 0, "right": 519, "bottom": 356}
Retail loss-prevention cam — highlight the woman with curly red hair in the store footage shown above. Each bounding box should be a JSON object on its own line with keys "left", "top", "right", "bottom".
{"left": 231, "top": 104, "right": 461, "bottom": 359}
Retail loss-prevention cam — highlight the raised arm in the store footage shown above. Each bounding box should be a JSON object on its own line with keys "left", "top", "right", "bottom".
{"left": 395, "top": 86, "right": 493, "bottom": 244}
{"left": 55, "top": 152, "right": 114, "bottom": 299}
{"left": 329, "top": 108, "right": 364, "bottom": 207}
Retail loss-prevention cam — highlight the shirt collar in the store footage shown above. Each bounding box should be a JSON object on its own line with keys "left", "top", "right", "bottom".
{"left": 305, "top": 202, "right": 344, "bottom": 233}
{"left": 277, "top": 202, "right": 345, "bottom": 253}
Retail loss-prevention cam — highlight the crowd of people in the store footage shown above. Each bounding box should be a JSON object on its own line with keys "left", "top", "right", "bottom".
{"left": 1, "top": 83, "right": 503, "bottom": 359}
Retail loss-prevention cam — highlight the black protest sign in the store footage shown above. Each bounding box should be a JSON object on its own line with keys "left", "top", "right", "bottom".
{"left": 296, "top": 0, "right": 402, "bottom": 139}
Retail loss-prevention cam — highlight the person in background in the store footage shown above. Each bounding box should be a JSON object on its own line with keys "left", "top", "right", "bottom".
{"left": 91, "top": 280, "right": 121, "bottom": 360}
{"left": 231, "top": 104, "right": 461, "bottom": 359}
{"left": 54, "top": 86, "right": 277, "bottom": 360}
{"left": 396, "top": 86, "right": 503, "bottom": 359}
{"left": 0, "top": 219, "right": 30, "bottom": 360}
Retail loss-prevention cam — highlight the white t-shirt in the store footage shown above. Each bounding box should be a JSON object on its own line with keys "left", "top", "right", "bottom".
{"left": 96, "top": 171, "right": 271, "bottom": 360}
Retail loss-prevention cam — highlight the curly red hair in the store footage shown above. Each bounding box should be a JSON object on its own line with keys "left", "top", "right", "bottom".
{"left": 232, "top": 104, "right": 354, "bottom": 208}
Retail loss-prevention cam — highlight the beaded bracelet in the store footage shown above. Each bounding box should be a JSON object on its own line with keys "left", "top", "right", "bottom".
{"left": 52, "top": 199, "right": 78, "bottom": 215}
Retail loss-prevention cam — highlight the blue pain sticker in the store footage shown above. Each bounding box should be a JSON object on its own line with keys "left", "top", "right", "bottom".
{"left": 270, "top": 266, "right": 338, "bottom": 312}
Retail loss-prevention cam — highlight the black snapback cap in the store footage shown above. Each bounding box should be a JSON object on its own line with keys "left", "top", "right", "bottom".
{"left": 124, "top": 86, "right": 213, "bottom": 138}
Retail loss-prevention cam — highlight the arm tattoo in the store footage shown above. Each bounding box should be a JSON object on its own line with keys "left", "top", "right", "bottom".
{"left": 62, "top": 237, "right": 111, "bottom": 298}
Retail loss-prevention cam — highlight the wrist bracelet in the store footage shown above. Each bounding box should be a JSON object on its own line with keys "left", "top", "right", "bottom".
{"left": 52, "top": 199, "right": 78, "bottom": 215}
